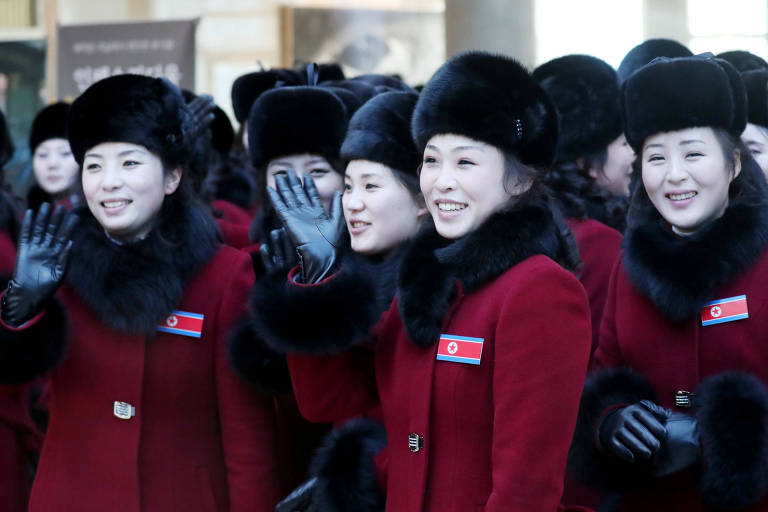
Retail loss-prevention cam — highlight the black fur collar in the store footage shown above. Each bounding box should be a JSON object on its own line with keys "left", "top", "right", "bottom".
{"left": 396, "top": 197, "right": 580, "bottom": 347}
{"left": 623, "top": 165, "right": 768, "bottom": 323}
{"left": 66, "top": 198, "right": 220, "bottom": 334}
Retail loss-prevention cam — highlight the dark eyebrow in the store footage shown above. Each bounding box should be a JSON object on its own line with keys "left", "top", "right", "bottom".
{"left": 680, "top": 139, "right": 705, "bottom": 146}
{"left": 118, "top": 149, "right": 147, "bottom": 157}
{"left": 643, "top": 143, "right": 664, "bottom": 151}
{"left": 454, "top": 145, "right": 484, "bottom": 152}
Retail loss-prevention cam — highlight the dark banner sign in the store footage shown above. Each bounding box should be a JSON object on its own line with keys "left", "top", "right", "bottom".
{"left": 57, "top": 19, "right": 197, "bottom": 100}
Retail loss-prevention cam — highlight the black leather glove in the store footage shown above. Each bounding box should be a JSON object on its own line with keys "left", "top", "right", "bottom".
{"left": 275, "top": 477, "right": 317, "bottom": 512}
{"left": 651, "top": 411, "right": 700, "bottom": 477}
{"left": 267, "top": 170, "right": 344, "bottom": 283}
{"left": 186, "top": 94, "right": 216, "bottom": 141}
{"left": 260, "top": 228, "right": 298, "bottom": 276}
{"left": 598, "top": 400, "right": 667, "bottom": 463}
{"left": 2, "top": 204, "right": 75, "bottom": 326}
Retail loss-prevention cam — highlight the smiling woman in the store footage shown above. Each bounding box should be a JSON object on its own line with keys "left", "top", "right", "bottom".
{"left": 0, "top": 74, "right": 281, "bottom": 512}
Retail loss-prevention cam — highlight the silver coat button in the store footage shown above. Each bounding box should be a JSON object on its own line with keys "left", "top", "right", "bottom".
{"left": 113, "top": 401, "right": 136, "bottom": 420}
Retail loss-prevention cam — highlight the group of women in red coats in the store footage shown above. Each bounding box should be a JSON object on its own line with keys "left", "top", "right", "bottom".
{"left": 1, "top": 35, "right": 768, "bottom": 512}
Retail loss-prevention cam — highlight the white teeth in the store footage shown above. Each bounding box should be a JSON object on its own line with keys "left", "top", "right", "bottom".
{"left": 668, "top": 192, "right": 697, "bottom": 201}
{"left": 350, "top": 221, "right": 369, "bottom": 228}
{"left": 437, "top": 202, "right": 467, "bottom": 212}
{"left": 103, "top": 200, "right": 130, "bottom": 208}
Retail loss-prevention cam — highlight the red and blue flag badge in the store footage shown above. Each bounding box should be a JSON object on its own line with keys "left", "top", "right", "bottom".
{"left": 157, "top": 310, "right": 205, "bottom": 338}
{"left": 436, "top": 334, "right": 484, "bottom": 365}
{"left": 701, "top": 295, "right": 748, "bottom": 326}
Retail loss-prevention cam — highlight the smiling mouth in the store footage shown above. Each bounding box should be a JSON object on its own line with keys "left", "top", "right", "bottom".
{"left": 350, "top": 221, "right": 371, "bottom": 228}
{"left": 102, "top": 200, "right": 132, "bottom": 208}
{"left": 667, "top": 192, "right": 697, "bottom": 201}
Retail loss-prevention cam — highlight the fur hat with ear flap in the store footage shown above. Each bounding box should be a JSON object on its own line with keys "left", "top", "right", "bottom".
{"left": 533, "top": 54, "right": 622, "bottom": 164}
{"left": 29, "top": 102, "right": 70, "bottom": 155}
{"left": 742, "top": 69, "right": 768, "bottom": 128}
{"left": 716, "top": 50, "right": 768, "bottom": 72}
{"left": 622, "top": 56, "right": 748, "bottom": 153}
{"left": 412, "top": 51, "right": 558, "bottom": 168}
{"left": 231, "top": 69, "right": 303, "bottom": 123}
{"left": 67, "top": 74, "right": 191, "bottom": 168}
{"left": 617, "top": 38, "right": 693, "bottom": 83}
{"left": 322, "top": 86, "right": 366, "bottom": 119}
{"left": 341, "top": 91, "right": 421, "bottom": 176}
{"left": 247, "top": 85, "right": 348, "bottom": 168}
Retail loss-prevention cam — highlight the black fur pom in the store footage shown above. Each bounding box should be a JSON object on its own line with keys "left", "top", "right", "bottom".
{"left": 0, "top": 297, "right": 69, "bottom": 384}
{"left": 311, "top": 418, "right": 387, "bottom": 512}
{"left": 567, "top": 367, "right": 657, "bottom": 490}
{"left": 227, "top": 316, "right": 293, "bottom": 394}
{"left": 695, "top": 372, "right": 768, "bottom": 510}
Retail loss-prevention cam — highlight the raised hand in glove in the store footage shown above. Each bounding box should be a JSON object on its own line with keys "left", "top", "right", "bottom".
{"left": 260, "top": 227, "right": 298, "bottom": 276}
{"left": 2, "top": 203, "right": 75, "bottom": 326}
{"left": 267, "top": 170, "right": 344, "bottom": 284}
{"left": 598, "top": 400, "right": 667, "bottom": 463}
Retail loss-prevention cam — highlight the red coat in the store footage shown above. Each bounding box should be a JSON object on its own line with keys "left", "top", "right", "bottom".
{"left": 566, "top": 218, "right": 622, "bottom": 356}
{"left": 573, "top": 180, "right": 768, "bottom": 512}
{"left": 0, "top": 206, "right": 280, "bottom": 512}
{"left": 255, "top": 204, "right": 592, "bottom": 512}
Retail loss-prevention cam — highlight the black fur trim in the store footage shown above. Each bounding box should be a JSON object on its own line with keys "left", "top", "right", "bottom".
{"left": 0, "top": 296, "right": 68, "bottom": 385}
{"left": 617, "top": 38, "right": 692, "bottom": 83}
{"left": 412, "top": 51, "right": 558, "bottom": 168}
{"left": 341, "top": 91, "right": 421, "bottom": 176}
{"left": 311, "top": 418, "right": 387, "bottom": 512}
{"left": 567, "top": 367, "right": 657, "bottom": 490}
{"left": 695, "top": 372, "right": 768, "bottom": 510}
{"left": 623, "top": 161, "right": 768, "bottom": 323}
{"left": 65, "top": 200, "right": 219, "bottom": 334}
{"left": 716, "top": 50, "right": 768, "bottom": 72}
{"left": 317, "top": 63, "right": 346, "bottom": 83}
{"left": 251, "top": 262, "right": 381, "bottom": 354}
{"left": 247, "top": 86, "right": 348, "bottom": 168}
{"left": 29, "top": 102, "right": 69, "bottom": 154}
{"left": 533, "top": 54, "right": 622, "bottom": 163}
{"left": 68, "top": 74, "right": 190, "bottom": 168}
{"left": 743, "top": 69, "right": 768, "bottom": 128}
{"left": 623, "top": 57, "right": 747, "bottom": 153}
{"left": 397, "top": 197, "right": 580, "bottom": 347}
{"left": 230, "top": 69, "right": 303, "bottom": 123}
{"left": 227, "top": 316, "right": 293, "bottom": 394}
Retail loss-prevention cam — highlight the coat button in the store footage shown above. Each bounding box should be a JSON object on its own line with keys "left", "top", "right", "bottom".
{"left": 408, "top": 433, "right": 423, "bottom": 453}
{"left": 675, "top": 390, "right": 693, "bottom": 408}
{"left": 113, "top": 401, "right": 136, "bottom": 420}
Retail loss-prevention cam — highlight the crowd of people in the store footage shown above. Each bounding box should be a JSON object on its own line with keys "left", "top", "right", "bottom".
{"left": 0, "top": 36, "right": 767, "bottom": 512}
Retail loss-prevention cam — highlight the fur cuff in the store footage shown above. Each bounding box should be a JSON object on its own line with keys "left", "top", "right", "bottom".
{"left": 568, "top": 367, "right": 657, "bottom": 490}
{"left": 227, "top": 317, "right": 293, "bottom": 395}
{"left": 0, "top": 298, "right": 68, "bottom": 384}
{"left": 251, "top": 265, "right": 380, "bottom": 354}
{"left": 311, "top": 418, "right": 387, "bottom": 512}
{"left": 696, "top": 372, "right": 768, "bottom": 510}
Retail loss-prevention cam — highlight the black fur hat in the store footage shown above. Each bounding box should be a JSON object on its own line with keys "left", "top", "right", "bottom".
{"left": 617, "top": 38, "right": 693, "bottom": 82}
{"left": 742, "top": 69, "right": 768, "bottom": 128}
{"left": 412, "top": 51, "right": 558, "bottom": 167}
{"left": 67, "top": 74, "right": 190, "bottom": 168}
{"left": 350, "top": 73, "right": 413, "bottom": 92}
{"left": 322, "top": 86, "right": 365, "bottom": 118}
{"left": 230, "top": 69, "right": 303, "bottom": 123}
{"left": 247, "top": 86, "right": 348, "bottom": 168}
{"left": 323, "top": 79, "right": 377, "bottom": 105}
{"left": 341, "top": 91, "right": 420, "bottom": 175}
{"left": 533, "top": 54, "right": 622, "bottom": 163}
{"left": 0, "top": 108, "right": 13, "bottom": 168}
{"left": 716, "top": 50, "right": 768, "bottom": 72}
{"left": 623, "top": 56, "right": 747, "bottom": 153}
{"left": 317, "top": 63, "right": 346, "bottom": 82}
{"left": 29, "top": 102, "right": 70, "bottom": 154}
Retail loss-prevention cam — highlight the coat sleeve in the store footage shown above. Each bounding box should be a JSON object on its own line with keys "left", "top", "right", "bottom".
{"left": 592, "top": 258, "right": 625, "bottom": 371}
{"left": 484, "top": 265, "right": 591, "bottom": 512}
{"left": 214, "top": 252, "right": 280, "bottom": 512}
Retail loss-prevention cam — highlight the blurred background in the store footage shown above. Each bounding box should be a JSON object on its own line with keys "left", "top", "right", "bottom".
{"left": 0, "top": 0, "right": 765, "bottom": 189}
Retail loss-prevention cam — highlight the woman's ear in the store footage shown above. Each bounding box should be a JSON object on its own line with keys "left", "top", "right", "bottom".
{"left": 732, "top": 149, "right": 742, "bottom": 181}
{"left": 164, "top": 167, "right": 183, "bottom": 194}
{"left": 414, "top": 193, "right": 429, "bottom": 218}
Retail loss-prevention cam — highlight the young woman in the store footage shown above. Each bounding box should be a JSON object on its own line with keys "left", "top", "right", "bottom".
{"left": 740, "top": 69, "right": 768, "bottom": 176}
{"left": 26, "top": 102, "right": 80, "bottom": 210}
{"left": 570, "top": 56, "right": 768, "bottom": 511}
{"left": 0, "top": 74, "right": 279, "bottom": 512}
{"left": 249, "top": 52, "right": 592, "bottom": 512}
{"left": 533, "top": 54, "right": 626, "bottom": 356}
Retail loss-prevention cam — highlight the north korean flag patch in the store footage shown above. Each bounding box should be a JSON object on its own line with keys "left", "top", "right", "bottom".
{"left": 157, "top": 310, "right": 204, "bottom": 338}
{"left": 436, "top": 334, "right": 484, "bottom": 365}
{"left": 701, "top": 295, "right": 748, "bottom": 326}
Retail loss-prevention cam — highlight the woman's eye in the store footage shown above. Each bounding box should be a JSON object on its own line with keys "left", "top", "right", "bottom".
{"left": 271, "top": 169, "right": 287, "bottom": 177}
{"left": 686, "top": 152, "right": 703, "bottom": 159}
{"left": 123, "top": 160, "right": 140, "bottom": 168}
{"left": 751, "top": 148, "right": 762, "bottom": 156}
{"left": 343, "top": 183, "right": 351, "bottom": 192}
{"left": 85, "top": 163, "right": 101, "bottom": 171}
{"left": 36, "top": 153, "right": 48, "bottom": 158}
{"left": 423, "top": 156, "right": 437, "bottom": 164}
{"left": 61, "top": 151, "right": 72, "bottom": 157}
{"left": 647, "top": 155, "right": 664, "bottom": 163}
{"left": 457, "top": 159, "right": 475, "bottom": 166}
{"left": 365, "top": 183, "right": 379, "bottom": 190}
{"left": 310, "top": 168, "right": 329, "bottom": 177}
